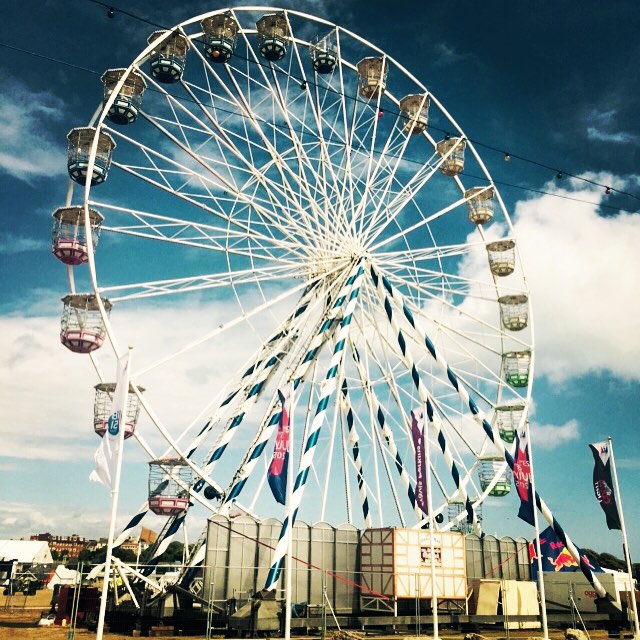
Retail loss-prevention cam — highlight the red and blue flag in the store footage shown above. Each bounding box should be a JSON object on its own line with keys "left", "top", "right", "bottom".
{"left": 268, "top": 389, "right": 291, "bottom": 505}
{"left": 529, "top": 525, "right": 603, "bottom": 580}
{"left": 514, "top": 426, "right": 535, "bottom": 526}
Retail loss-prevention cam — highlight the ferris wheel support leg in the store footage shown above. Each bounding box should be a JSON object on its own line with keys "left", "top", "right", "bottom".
{"left": 349, "top": 343, "right": 420, "bottom": 526}
{"left": 264, "top": 262, "right": 365, "bottom": 591}
{"left": 373, "top": 267, "right": 608, "bottom": 599}
{"left": 340, "top": 379, "right": 373, "bottom": 529}
{"left": 222, "top": 267, "right": 357, "bottom": 507}
{"left": 370, "top": 266, "right": 483, "bottom": 536}
{"left": 177, "top": 268, "right": 366, "bottom": 587}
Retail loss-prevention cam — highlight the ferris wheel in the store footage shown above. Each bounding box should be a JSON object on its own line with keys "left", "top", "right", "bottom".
{"left": 53, "top": 6, "right": 533, "bottom": 571}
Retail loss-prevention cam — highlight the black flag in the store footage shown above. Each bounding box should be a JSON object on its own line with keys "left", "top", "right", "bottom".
{"left": 589, "top": 442, "right": 621, "bottom": 530}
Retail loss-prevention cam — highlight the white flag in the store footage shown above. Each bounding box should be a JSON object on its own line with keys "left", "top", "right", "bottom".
{"left": 90, "top": 352, "right": 131, "bottom": 488}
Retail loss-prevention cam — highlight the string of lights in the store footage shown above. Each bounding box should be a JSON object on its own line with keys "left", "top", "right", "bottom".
{"left": 86, "top": 0, "right": 640, "bottom": 203}
{"left": 2, "top": 4, "right": 638, "bottom": 214}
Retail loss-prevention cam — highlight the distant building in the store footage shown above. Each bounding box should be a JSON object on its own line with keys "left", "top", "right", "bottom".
{"left": 30, "top": 533, "right": 87, "bottom": 559}
{"left": 119, "top": 528, "right": 158, "bottom": 555}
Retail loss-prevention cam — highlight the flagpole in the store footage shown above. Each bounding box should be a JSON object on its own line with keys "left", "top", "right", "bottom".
{"left": 422, "top": 406, "right": 439, "bottom": 640}
{"left": 523, "top": 419, "right": 549, "bottom": 640}
{"left": 96, "top": 347, "right": 132, "bottom": 640}
{"left": 608, "top": 436, "right": 640, "bottom": 638}
{"left": 284, "top": 387, "right": 294, "bottom": 640}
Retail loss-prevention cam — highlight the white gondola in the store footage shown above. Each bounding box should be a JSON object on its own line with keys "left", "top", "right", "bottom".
{"left": 399, "top": 94, "right": 429, "bottom": 134}
{"left": 494, "top": 403, "right": 526, "bottom": 443}
{"left": 60, "top": 294, "right": 111, "bottom": 354}
{"left": 503, "top": 350, "right": 531, "bottom": 388}
{"left": 499, "top": 294, "right": 529, "bottom": 330}
{"left": 465, "top": 186, "right": 494, "bottom": 225}
{"left": 101, "top": 68, "right": 146, "bottom": 125}
{"left": 200, "top": 13, "right": 238, "bottom": 63}
{"left": 356, "top": 57, "right": 387, "bottom": 99}
{"left": 436, "top": 137, "right": 466, "bottom": 176}
{"left": 51, "top": 206, "right": 104, "bottom": 266}
{"left": 486, "top": 239, "right": 516, "bottom": 276}
{"left": 93, "top": 382, "right": 144, "bottom": 439}
{"left": 256, "top": 13, "right": 289, "bottom": 62}
{"left": 447, "top": 499, "right": 482, "bottom": 533}
{"left": 148, "top": 458, "right": 192, "bottom": 516}
{"left": 147, "top": 30, "right": 190, "bottom": 83}
{"left": 479, "top": 458, "right": 512, "bottom": 497}
{"left": 66, "top": 127, "right": 116, "bottom": 186}
{"left": 310, "top": 32, "right": 337, "bottom": 74}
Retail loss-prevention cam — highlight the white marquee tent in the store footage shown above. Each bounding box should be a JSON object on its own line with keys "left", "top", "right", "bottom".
{"left": 0, "top": 540, "right": 53, "bottom": 566}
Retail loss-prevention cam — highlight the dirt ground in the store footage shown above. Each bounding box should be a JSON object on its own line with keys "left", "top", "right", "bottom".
{"left": 0, "top": 589, "right": 591, "bottom": 640}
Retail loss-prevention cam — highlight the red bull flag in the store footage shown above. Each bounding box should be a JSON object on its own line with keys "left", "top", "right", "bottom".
{"left": 411, "top": 408, "right": 428, "bottom": 515}
{"left": 529, "top": 525, "right": 603, "bottom": 580}
{"left": 268, "top": 388, "right": 291, "bottom": 505}
{"left": 514, "top": 426, "right": 535, "bottom": 526}
{"left": 589, "top": 442, "right": 621, "bottom": 530}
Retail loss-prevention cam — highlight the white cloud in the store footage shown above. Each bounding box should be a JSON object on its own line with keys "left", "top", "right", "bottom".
{"left": 585, "top": 108, "right": 638, "bottom": 144}
{"left": 0, "top": 233, "right": 47, "bottom": 254}
{"left": 615, "top": 457, "right": 640, "bottom": 470}
{"left": 432, "top": 42, "right": 471, "bottom": 67}
{"left": 529, "top": 419, "right": 580, "bottom": 449}
{"left": 512, "top": 174, "right": 640, "bottom": 382}
{"left": 0, "top": 78, "right": 67, "bottom": 182}
{"left": 586, "top": 127, "right": 638, "bottom": 144}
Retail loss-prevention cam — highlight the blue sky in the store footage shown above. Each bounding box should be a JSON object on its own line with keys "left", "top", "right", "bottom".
{"left": 1, "top": 0, "right": 639, "bottom": 562}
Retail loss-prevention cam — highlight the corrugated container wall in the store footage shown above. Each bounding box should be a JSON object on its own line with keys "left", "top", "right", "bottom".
{"left": 204, "top": 517, "right": 530, "bottom": 613}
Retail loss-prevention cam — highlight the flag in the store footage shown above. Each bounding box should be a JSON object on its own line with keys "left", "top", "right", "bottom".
{"left": 90, "top": 352, "right": 131, "bottom": 489}
{"left": 589, "top": 442, "right": 621, "bottom": 530}
{"left": 529, "top": 525, "right": 603, "bottom": 580}
{"left": 513, "top": 426, "right": 535, "bottom": 525}
{"left": 268, "top": 388, "right": 291, "bottom": 504}
{"left": 411, "top": 408, "right": 428, "bottom": 515}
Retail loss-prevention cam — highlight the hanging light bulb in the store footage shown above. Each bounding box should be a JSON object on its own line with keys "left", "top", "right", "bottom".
{"left": 444, "top": 132, "right": 451, "bottom": 140}
{"left": 107, "top": 7, "right": 115, "bottom": 18}
{"left": 300, "top": 81, "right": 307, "bottom": 90}
{"left": 605, "top": 186, "right": 612, "bottom": 195}
{"left": 556, "top": 171, "right": 563, "bottom": 180}
{"left": 504, "top": 152, "right": 511, "bottom": 162}
{"left": 377, "top": 109, "right": 383, "bottom": 119}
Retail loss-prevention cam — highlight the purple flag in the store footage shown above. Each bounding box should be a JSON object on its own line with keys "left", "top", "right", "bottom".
{"left": 514, "top": 426, "right": 535, "bottom": 526}
{"left": 268, "top": 389, "right": 290, "bottom": 505}
{"left": 411, "top": 408, "right": 428, "bottom": 515}
{"left": 589, "top": 442, "right": 621, "bottom": 530}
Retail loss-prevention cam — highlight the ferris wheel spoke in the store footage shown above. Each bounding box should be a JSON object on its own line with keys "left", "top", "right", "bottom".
{"left": 96, "top": 204, "right": 306, "bottom": 265}
{"left": 180, "top": 52, "right": 329, "bottom": 243}
{"left": 192, "top": 281, "right": 331, "bottom": 485}
{"left": 288, "top": 33, "right": 355, "bottom": 241}
{"left": 364, "top": 153, "right": 455, "bottom": 249}
{"left": 352, "top": 96, "right": 421, "bottom": 239}
{"left": 347, "top": 308, "right": 418, "bottom": 526}
{"left": 202, "top": 40, "right": 326, "bottom": 243}
{"left": 223, "top": 264, "right": 360, "bottom": 507}
{"left": 106, "top": 127, "right": 299, "bottom": 247}
{"left": 133, "top": 278, "right": 314, "bottom": 378}
{"left": 133, "top": 112, "right": 314, "bottom": 246}
{"left": 370, "top": 193, "right": 468, "bottom": 252}
{"left": 367, "top": 266, "right": 484, "bottom": 534}
{"left": 99, "top": 262, "right": 300, "bottom": 302}
{"left": 339, "top": 379, "right": 372, "bottom": 528}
